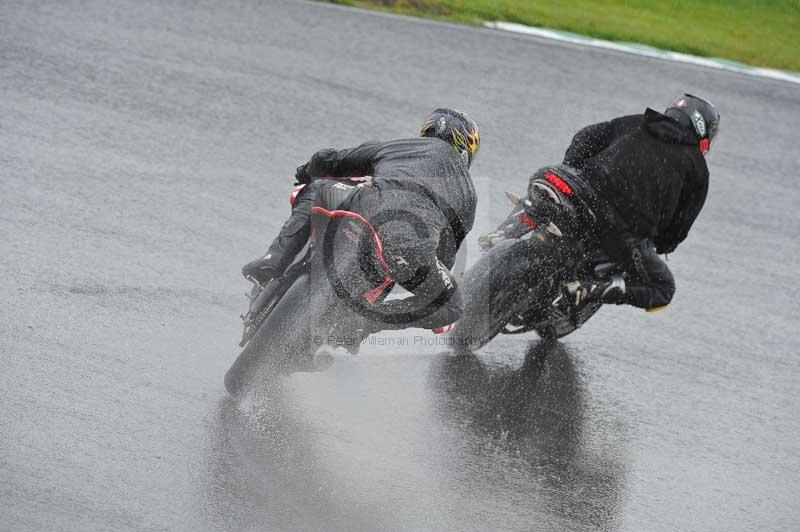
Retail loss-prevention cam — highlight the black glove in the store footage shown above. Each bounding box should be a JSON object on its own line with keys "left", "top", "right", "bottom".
{"left": 242, "top": 255, "right": 279, "bottom": 284}
{"left": 294, "top": 163, "right": 312, "bottom": 185}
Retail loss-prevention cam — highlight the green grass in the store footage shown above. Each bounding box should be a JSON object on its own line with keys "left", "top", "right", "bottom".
{"left": 326, "top": 0, "right": 800, "bottom": 71}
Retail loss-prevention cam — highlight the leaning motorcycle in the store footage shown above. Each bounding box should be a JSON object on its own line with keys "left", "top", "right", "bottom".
{"left": 450, "top": 165, "right": 626, "bottom": 352}
{"left": 224, "top": 190, "right": 395, "bottom": 397}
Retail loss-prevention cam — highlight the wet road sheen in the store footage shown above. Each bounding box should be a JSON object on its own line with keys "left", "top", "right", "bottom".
{"left": 1, "top": 1, "right": 799, "bottom": 531}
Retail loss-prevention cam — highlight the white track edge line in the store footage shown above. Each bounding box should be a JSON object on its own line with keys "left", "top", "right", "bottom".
{"left": 485, "top": 21, "right": 800, "bottom": 86}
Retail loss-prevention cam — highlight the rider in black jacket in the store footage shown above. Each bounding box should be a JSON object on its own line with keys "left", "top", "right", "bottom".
{"left": 242, "top": 108, "right": 479, "bottom": 331}
{"left": 557, "top": 93, "right": 720, "bottom": 309}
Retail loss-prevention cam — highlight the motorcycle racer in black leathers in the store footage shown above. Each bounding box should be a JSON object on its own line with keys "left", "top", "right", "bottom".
{"left": 242, "top": 108, "right": 479, "bottom": 331}
{"left": 564, "top": 94, "right": 719, "bottom": 310}
{"left": 559, "top": 93, "right": 719, "bottom": 310}
{"left": 485, "top": 94, "right": 719, "bottom": 311}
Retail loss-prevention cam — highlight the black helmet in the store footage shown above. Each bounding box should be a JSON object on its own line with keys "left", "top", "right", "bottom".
{"left": 420, "top": 108, "right": 480, "bottom": 167}
{"left": 665, "top": 93, "right": 720, "bottom": 155}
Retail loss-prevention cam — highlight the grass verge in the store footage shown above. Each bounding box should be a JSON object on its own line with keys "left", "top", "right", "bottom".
{"left": 325, "top": 0, "right": 800, "bottom": 72}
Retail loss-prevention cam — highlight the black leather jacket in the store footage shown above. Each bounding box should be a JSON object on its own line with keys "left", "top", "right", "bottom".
{"left": 563, "top": 108, "right": 709, "bottom": 254}
{"left": 306, "top": 137, "right": 477, "bottom": 266}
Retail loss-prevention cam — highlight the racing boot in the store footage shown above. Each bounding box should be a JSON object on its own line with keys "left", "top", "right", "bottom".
{"left": 242, "top": 253, "right": 282, "bottom": 285}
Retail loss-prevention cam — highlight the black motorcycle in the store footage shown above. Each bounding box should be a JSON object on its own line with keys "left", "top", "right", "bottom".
{"left": 450, "top": 165, "right": 626, "bottom": 352}
{"left": 225, "top": 200, "right": 394, "bottom": 397}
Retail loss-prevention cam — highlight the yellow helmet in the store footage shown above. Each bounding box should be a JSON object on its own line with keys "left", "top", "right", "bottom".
{"left": 420, "top": 108, "right": 480, "bottom": 167}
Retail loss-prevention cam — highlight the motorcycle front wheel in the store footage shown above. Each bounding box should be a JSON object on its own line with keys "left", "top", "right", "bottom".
{"left": 224, "top": 272, "right": 321, "bottom": 397}
{"left": 449, "top": 237, "right": 564, "bottom": 352}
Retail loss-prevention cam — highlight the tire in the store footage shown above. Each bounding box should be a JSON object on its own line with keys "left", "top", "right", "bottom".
{"left": 450, "top": 238, "right": 562, "bottom": 352}
{"left": 535, "top": 324, "right": 558, "bottom": 342}
{"left": 224, "top": 273, "right": 318, "bottom": 397}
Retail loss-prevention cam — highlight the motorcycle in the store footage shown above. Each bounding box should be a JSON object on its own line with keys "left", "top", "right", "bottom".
{"left": 224, "top": 189, "right": 395, "bottom": 397}
{"left": 449, "top": 165, "right": 626, "bottom": 352}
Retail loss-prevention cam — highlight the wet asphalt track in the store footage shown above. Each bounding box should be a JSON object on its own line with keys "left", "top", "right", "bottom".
{"left": 2, "top": 0, "right": 799, "bottom": 530}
